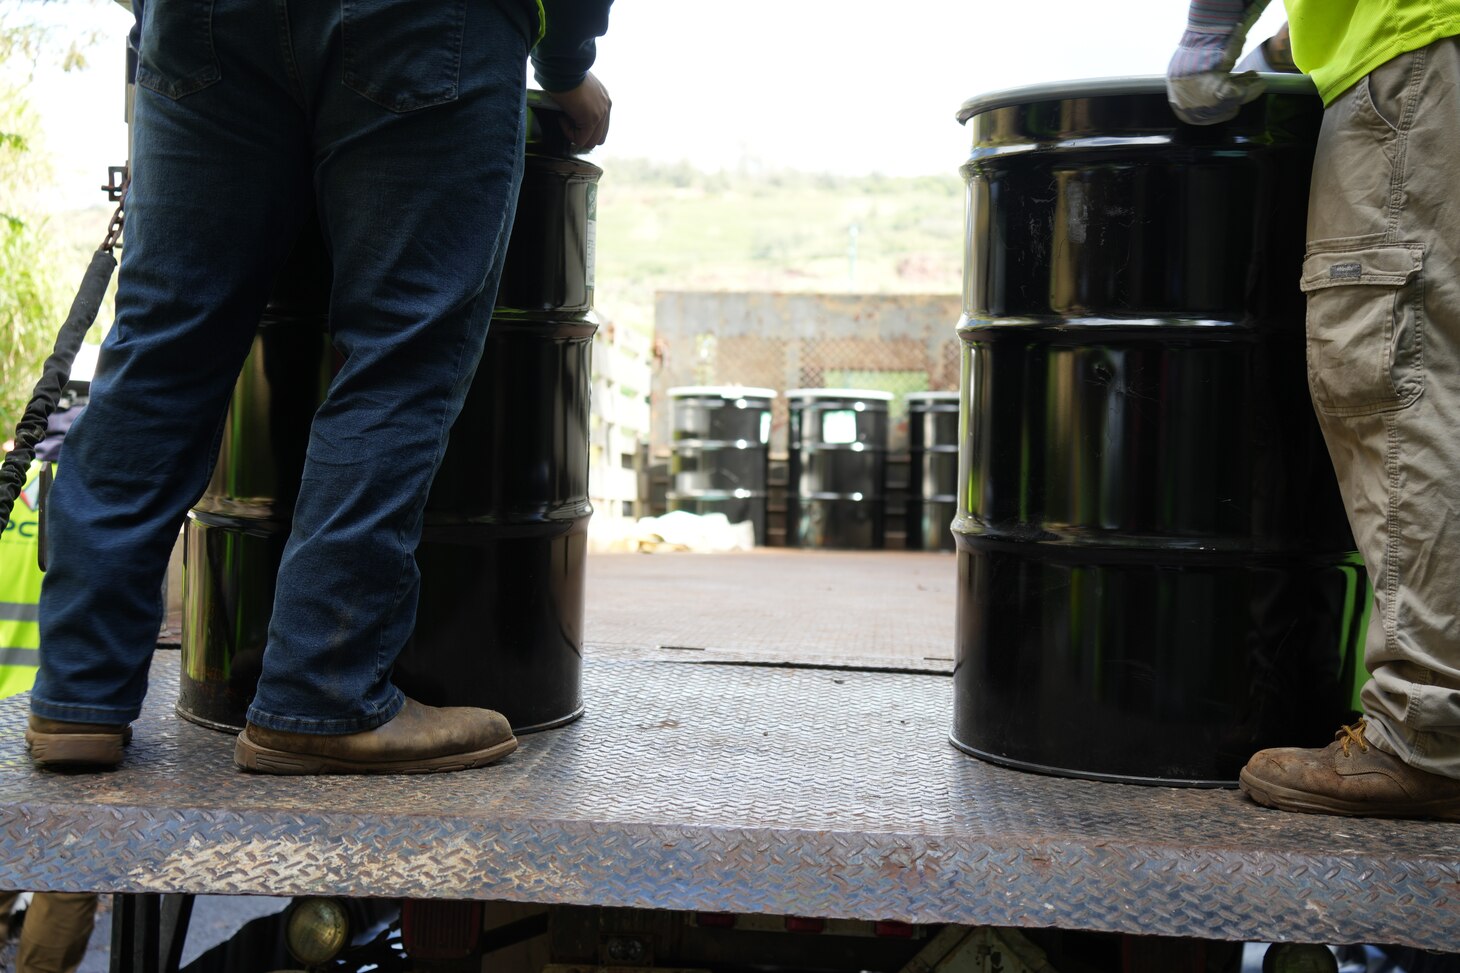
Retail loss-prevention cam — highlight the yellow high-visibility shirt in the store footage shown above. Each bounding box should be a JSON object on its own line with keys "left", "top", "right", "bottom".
{"left": 1286, "top": 0, "right": 1460, "bottom": 103}
{"left": 0, "top": 461, "right": 46, "bottom": 700}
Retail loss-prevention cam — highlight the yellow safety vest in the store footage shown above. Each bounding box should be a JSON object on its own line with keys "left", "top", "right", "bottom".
{"left": 1286, "top": 0, "right": 1460, "bottom": 103}
{"left": 0, "top": 461, "right": 46, "bottom": 699}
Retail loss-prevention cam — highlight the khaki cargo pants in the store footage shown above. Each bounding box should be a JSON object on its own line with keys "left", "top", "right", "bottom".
{"left": 1304, "top": 35, "right": 1460, "bottom": 777}
{"left": 0, "top": 891, "right": 98, "bottom": 973}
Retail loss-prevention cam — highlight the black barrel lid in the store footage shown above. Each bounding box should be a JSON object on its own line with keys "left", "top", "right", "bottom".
{"left": 785, "top": 387, "right": 895, "bottom": 402}
{"left": 955, "top": 73, "right": 1317, "bottom": 124}
{"left": 667, "top": 385, "right": 778, "bottom": 400}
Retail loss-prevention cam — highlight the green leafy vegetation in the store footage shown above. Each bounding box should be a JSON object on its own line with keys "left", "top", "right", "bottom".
{"left": 0, "top": 24, "right": 63, "bottom": 436}
{"left": 0, "top": 10, "right": 105, "bottom": 436}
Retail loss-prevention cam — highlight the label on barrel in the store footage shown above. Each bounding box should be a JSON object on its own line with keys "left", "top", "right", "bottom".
{"left": 586, "top": 183, "right": 597, "bottom": 291}
{"left": 823, "top": 410, "right": 858, "bottom": 444}
{"left": 760, "top": 411, "right": 771, "bottom": 445}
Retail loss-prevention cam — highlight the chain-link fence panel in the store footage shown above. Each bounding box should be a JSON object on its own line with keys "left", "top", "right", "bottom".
{"left": 652, "top": 292, "right": 962, "bottom": 455}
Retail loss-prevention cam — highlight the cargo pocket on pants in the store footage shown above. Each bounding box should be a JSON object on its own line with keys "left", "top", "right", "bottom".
{"left": 341, "top": 0, "right": 467, "bottom": 112}
{"left": 1301, "top": 244, "right": 1426, "bottom": 417}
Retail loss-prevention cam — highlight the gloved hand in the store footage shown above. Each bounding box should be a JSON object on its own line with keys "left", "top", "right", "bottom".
{"left": 1166, "top": 0, "right": 1273, "bottom": 125}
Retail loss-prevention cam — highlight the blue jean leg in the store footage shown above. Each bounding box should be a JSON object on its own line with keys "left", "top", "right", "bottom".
{"left": 32, "top": 0, "right": 313, "bottom": 723}
{"left": 245, "top": 0, "right": 528, "bottom": 732}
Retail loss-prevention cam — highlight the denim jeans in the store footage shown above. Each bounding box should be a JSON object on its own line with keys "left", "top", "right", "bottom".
{"left": 32, "top": 0, "right": 528, "bottom": 733}
{"left": 1302, "top": 37, "right": 1460, "bottom": 776}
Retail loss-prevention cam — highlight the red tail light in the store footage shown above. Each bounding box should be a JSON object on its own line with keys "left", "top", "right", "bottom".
{"left": 785, "top": 916, "right": 825, "bottom": 934}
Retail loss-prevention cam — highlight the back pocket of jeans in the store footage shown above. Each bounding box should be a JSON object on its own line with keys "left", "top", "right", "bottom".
{"left": 341, "top": 0, "right": 467, "bottom": 112}
{"left": 1300, "top": 244, "right": 1425, "bottom": 417}
{"left": 134, "top": 0, "right": 221, "bottom": 100}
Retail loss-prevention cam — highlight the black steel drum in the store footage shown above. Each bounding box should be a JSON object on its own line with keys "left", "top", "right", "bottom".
{"left": 179, "top": 94, "right": 599, "bottom": 733}
{"left": 905, "top": 391, "right": 959, "bottom": 552}
{"left": 786, "top": 389, "right": 890, "bottom": 550}
{"left": 666, "top": 386, "right": 774, "bottom": 545}
{"left": 950, "top": 76, "right": 1369, "bottom": 785}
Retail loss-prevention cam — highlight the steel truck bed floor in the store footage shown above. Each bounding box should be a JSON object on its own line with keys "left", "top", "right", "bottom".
{"left": 583, "top": 549, "right": 958, "bottom": 670}
{"left": 2, "top": 551, "right": 1457, "bottom": 952}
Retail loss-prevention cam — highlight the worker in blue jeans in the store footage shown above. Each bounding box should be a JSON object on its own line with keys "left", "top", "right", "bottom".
{"left": 25, "top": 0, "right": 613, "bottom": 775}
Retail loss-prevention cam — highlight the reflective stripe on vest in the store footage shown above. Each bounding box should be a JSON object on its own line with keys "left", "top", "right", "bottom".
{"left": 0, "top": 602, "right": 38, "bottom": 623}
{"left": 0, "top": 646, "right": 38, "bottom": 667}
{"left": 0, "top": 461, "right": 43, "bottom": 702}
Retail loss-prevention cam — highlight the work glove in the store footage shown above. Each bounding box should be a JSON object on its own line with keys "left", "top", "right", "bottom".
{"left": 1166, "top": 0, "right": 1273, "bottom": 125}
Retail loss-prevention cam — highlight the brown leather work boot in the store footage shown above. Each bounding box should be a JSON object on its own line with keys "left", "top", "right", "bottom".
{"left": 233, "top": 697, "right": 517, "bottom": 775}
{"left": 26, "top": 716, "right": 133, "bottom": 770}
{"left": 1239, "top": 719, "right": 1460, "bottom": 820}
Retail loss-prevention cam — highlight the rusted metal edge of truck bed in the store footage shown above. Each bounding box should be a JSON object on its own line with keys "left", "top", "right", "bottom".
{"left": 0, "top": 652, "right": 1456, "bottom": 951}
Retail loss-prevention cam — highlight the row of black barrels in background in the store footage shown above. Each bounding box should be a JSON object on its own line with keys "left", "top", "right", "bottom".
{"left": 663, "top": 386, "right": 960, "bottom": 551}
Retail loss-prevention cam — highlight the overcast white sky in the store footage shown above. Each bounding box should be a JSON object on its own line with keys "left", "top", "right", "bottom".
{"left": 24, "top": 0, "right": 1288, "bottom": 207}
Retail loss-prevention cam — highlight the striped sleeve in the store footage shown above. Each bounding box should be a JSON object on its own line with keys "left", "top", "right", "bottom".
{"left": 1169, "top": 0, "right": 1273, "bottom": 76}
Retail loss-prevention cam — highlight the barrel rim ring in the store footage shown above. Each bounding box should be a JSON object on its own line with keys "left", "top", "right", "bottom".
{"left": 784, "top": 387, "right": 896, "bottom": 402}
{"left": 955, "top": 72, "right": 1318, "bottom": 124}
{"left": 667, "top": 385, "right": 778, "bottom": 399}
{"left": 947, "top": 735, "right": 1235, "bottom": 789}
{"left": 670, "top": 437, "right": 771, "bottom": 448}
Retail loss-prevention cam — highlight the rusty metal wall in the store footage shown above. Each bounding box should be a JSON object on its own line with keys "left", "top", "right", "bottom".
{"left": 652, "top": 291, "right": 961, "bottom": 454}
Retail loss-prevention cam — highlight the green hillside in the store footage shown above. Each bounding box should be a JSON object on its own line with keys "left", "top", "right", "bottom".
{"left": 593, "top": 160, "right": 964, "bottom": 334}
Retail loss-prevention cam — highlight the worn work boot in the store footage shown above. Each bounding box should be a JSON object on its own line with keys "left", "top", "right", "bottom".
{"left": 25, "top": 716, "right": 133, "bottom": 770}
{"left": 234, "top": 697, "right": 518, "bottom": 775}
{"left": 1239, "top": 719, "right": 1460, "bottom": 820}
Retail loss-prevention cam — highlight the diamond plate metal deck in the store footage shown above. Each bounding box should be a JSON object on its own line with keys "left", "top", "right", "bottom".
{"left": 1, "top": 652, "right": 1458, "bottom": 951}
{"left": 583, "top": 549, "right": 958, "bottom": 671}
